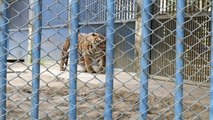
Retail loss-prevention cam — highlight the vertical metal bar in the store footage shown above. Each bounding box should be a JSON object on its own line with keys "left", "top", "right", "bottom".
{"left": 104, "top": 0, "right": 115, "bottom": 120}
{"left": 210, "top": 0, "right": 213, "bottom": 119}
{"left": 31, "top": 0, "right": 42, "bottom": 119}
{"left": 175, "top": 0, "right": 185, "bottom": 120}
{"left": 140, "top": 0, "right": 152, "bottom": 119}
{"left": 0, "top": 0, "right": 8, "bottom": 119}
{"left": 68, "top": 0, "right": 79, "bottom": 119}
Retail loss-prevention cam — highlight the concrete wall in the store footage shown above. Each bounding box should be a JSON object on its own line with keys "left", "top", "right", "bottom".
{"left": 134, "top": 0, "right": 142, "bottom": 73}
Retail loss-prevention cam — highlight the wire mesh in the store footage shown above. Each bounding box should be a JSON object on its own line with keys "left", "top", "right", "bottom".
{"left": 0, "top": 0, "right": 212, "bottom": 119}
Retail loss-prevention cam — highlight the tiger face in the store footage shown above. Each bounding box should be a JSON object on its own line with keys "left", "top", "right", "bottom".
{"left": 60, "top": 33, "right": 106, "bottom": 74}
{"left": 87, "top": 33, "right": 106, "bottom": 52}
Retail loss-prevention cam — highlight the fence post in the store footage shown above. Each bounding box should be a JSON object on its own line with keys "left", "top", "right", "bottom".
{"left": 140, "top": 0, "right": 151, "bottom": 119}
{"left": 175, "top": 0, "right": 185, "bottom": 120}
{"left": 0, "top": 0, "right": 9, "bottom": 119}
{"left": 68, "top": 0, "right": 79, "bottom": 119}
{"left": 31, "top": 0, "right": 42, "bottom": 119}
{"left": 104, "top": 0, "right": 115, "bottom": 119}
{"left": 210, "top": 0, "right": 213, "bottom": 119}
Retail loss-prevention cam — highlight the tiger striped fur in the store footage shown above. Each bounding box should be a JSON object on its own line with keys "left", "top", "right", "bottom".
{"left": 60, "top": 33, "right": 106, "bottom": 73}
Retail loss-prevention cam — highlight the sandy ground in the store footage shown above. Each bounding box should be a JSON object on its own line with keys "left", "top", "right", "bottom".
{"left": 5, "top": 62, "right": 210, "bottom": 119}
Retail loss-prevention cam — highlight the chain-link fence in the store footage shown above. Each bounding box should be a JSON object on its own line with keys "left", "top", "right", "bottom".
{"left": 0, "top": 0, "right": 212, "bottom": 119}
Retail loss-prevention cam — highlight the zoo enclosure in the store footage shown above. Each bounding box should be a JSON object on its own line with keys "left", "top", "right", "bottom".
{"left": 0, "top": 0, "right": 213, "bottom": 120}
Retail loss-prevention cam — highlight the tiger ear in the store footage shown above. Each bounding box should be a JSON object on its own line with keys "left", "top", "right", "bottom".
{"left": 92, "top": 33, "right": 96, "bottom": 36}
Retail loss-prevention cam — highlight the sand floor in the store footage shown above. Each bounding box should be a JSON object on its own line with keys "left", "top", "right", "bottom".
{"left": 5, "top": 62, "right": 210, "bottom": 119}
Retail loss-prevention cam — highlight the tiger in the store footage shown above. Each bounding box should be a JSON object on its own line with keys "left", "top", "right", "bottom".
{"left": 60, "top": 33, "right": 106, "bottom": 74}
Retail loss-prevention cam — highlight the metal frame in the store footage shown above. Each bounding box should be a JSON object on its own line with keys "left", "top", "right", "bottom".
{"left": 0, "top": 0, "right": 212, "bottom": 119}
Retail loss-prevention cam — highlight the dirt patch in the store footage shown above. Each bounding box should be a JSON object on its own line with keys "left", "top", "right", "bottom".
{"left": 5, "top": 74, "right": 208, "bottom": 120}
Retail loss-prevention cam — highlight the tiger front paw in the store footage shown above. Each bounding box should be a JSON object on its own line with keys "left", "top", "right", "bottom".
{"left": 83, "top": 68, "right": 96, "bottom": 73}
{"left": 60, "top": 67, "right": 66, "bottom": 71}
{"left": 98, "top": 68, "right": 105, "bottom": 74}
{"left": 88, "top": 70, "right": 96, "bottom": 74}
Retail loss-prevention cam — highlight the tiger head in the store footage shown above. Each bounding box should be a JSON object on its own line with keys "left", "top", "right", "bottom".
{"left": 87, "top": 33, "right": 106, "bottom": 51}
